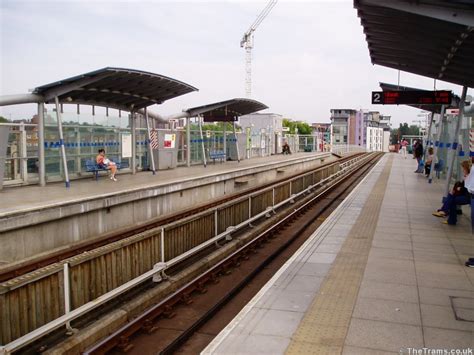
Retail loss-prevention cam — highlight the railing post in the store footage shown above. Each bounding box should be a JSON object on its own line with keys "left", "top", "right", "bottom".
{"left": 160, "top": 228, "right": 165, "bottom": 262}
{"left": 214, "top": 209, "right": 218, "bottom": 236}
{"left": 272, "top": 187, "right": 275, "bottom": 207}
{"left": 63, "top": 263, "right": 74, "bottom": 332}
{"left": 248, "top": 196, "right": 252, "bottom": 218}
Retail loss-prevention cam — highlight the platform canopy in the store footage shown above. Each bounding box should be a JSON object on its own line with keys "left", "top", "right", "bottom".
{"left": 379, "top": 82, "right": 461, "bottom": 113}
{"left": 185, "top": 98, "right": 268, "bottom": 122}
{"left": 32, "top": 67, "right": 198, "bottom": 111}
{"left": 354, "top": 0, "right": 474, "bottom": 88}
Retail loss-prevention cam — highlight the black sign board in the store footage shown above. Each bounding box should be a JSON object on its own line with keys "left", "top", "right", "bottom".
{"left": 371, "top": 90, "right": 452, "bottom": 105}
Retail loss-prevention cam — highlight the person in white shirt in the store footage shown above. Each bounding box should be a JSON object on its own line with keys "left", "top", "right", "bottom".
{"left": 424, "top": 147, "right": 438, "bottom": 177}
{"left": 463, "top": 160, "right": 474, "bottom": 232}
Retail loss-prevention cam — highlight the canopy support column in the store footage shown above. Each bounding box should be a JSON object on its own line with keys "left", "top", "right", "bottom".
{"left": 444, "top": 86, "right": 468, "bottom": 197}
{"left": 186, "top": 117, "right": 191, "bottom": 167}
{"left": 38, "top": 102, "right": 46, "bottom": 186}
{"left": 428, "top": 105, "right": 445, "bottom": 184}
{"left": 144, "top": 108, "right": 156, "bottom": 175}
{"left": 223, "top": 122, "right": 227, "bottom": 163}
{"left": 198, "top": 115, "right": 207, "bottom": 167}
{"left": 423, "top": 111, "right": 435, "bottom": 163}
{"left": 54, "top": 96, "right": 70, "bottom": 188}
{"left": 131, "top": 111, "right": 137, "bottom": 175}
{"left": 233, "top": 121, "right": 240, "bottom": 163}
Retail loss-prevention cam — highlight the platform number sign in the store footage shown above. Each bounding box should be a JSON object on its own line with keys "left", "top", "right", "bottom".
{"left": 372, "top": 90, "right": 452, "bottom": 105}
{"left": 372, "top": 92, "right": 382, "bottom": 104}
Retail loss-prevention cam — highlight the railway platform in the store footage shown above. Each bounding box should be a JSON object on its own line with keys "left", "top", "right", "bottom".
{"left": 204, "top": 153, "right": 474, "bottom": 354}
{"left": 0, "top": 151, "right": 335, "bottom": 265}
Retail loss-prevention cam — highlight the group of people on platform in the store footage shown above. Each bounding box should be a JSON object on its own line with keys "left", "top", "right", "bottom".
{"left": 400, "top": 138, "right": 437, "bottom": 177}
{"left": 400, "top": 138, "right": 473, "bottom": 267}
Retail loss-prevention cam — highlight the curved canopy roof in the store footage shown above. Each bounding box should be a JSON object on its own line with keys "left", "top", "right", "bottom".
{"left": 354, "top": 0, "right": 474, "bottom": 88}
{"left": 33, "top": 67, "right": 198, "bottom": 111}
{"left": 185, "top": 98, "right": 268, "bottom": 122}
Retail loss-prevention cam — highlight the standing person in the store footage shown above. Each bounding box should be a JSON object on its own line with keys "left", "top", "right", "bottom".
{"left": 96, "top": 149, "right": 118, "bottom": 181}
{"left": 414, "top": 140, "right": 424, "bottom": 173}
{"left": 424, "top": 147, "right": 437, "bottom": 177}
{"left": 400, "top": 138, "right": 409, "bottom": 159}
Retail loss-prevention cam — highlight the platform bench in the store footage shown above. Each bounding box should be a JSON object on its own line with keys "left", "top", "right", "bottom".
{"left": 85, "top": 159, "right": 129, "bottom": 180}
{"left": 209, "top": 150, "right": 226, "bottom": 163}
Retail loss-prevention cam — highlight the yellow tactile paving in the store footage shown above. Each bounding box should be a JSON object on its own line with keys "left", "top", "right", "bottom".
{"left": 286, "top": 156, "right": 393, "bottom": 355}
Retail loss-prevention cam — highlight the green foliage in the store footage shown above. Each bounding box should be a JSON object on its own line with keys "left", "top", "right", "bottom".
{"left": 390, "top": 123, "right": 421, "bottom": 144}
{"left": 190, "top": 122, "right": 240, "bottom": 132}
{"left": 0, "top": 116, "right": 9, "bottom": 123}
{"left": 283, "top": 119, "right": 311, "bottom": 135}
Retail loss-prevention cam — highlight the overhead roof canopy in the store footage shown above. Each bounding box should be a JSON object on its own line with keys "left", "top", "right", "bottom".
{"left": 33, "top": 67, "right": 198, "bottom": 111}
{"left": 379, "top": 82, "right": 461, "bottom": 113}
{"left": 185, "top": 98, "right": 268, "bottom": 122}
{"left": 354, "top": 0, "right": 474, "bottom": 88}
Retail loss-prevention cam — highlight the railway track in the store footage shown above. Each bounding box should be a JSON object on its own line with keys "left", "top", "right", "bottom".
{"left": 0, "top": 152, "right": 374, "bottom": 354}
{"left": 83, "top": 152, "right": 383, "bottom": 355}
{"left": 0, "top": 154, "right": 358, "bottom": 284}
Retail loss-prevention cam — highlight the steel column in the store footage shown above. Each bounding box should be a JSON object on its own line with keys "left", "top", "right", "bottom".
{"left": 428, "top": 105, "right": 445, "bottom": 184}
{"left": 144, "top": 108, "right": 156, "bottom": 175}
{"left": 54, "top": 96, "right": 70, "bottom": 188}
{"left": 131, "top": 112, "right": 136, "bottom": 175}
{"left": 444, "top": 86, "right": 468, "bottom": 197}
{"left": 199, "top": 115, "right": 207, "bottom": 167}
{"left": 38, "top": 102, "right": 46, "bottom": 186}
{"left": 233, "top": 121, "right": 240, "bottom": 162}
{"left": 186, "top": 117, "right": 191, "bottom": 167}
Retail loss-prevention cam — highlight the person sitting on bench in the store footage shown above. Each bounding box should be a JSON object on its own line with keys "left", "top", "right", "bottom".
{"left": 96, "top": 149, "right": 118, "bottom": 181}
{"left": 282, "top": 141, "right": 291, "bottom": 155}
{"left": 432, "top": 160, "right": 471, "bottom": 225}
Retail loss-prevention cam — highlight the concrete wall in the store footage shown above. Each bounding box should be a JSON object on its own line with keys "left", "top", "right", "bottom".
{"left": 0, "top": 153, "right": 335, "bottom": 264}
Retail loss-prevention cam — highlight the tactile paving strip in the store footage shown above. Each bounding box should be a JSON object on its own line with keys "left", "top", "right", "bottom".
{"left": 286, "top": 156, "right": 393, "bottom": 355}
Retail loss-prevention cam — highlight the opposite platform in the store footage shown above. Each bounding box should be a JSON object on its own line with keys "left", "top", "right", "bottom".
{"left": 0, "top": 152, "right": 335, "bottom": 264}
{"left": 204, "top": 153, "right": 474, "bottom": 354}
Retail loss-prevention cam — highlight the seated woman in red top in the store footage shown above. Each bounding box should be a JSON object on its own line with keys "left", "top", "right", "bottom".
{"left": 96, "top": 149, "right": 118, "bottom": 181}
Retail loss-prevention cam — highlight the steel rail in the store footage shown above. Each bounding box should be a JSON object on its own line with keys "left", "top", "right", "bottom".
{"left": 0, "top": 154, "right": 360, "bottom": 283}
{"left": 0, "top": 153, "right": 371, "bottom": 354}
{"left": 83, "top": 153, "right": 382, "bottom": 355}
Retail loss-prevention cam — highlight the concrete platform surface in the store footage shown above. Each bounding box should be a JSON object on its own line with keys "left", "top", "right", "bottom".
{"left": 203, "top": 153, "right": 474, "bottom": 355}
{"left": 0, "top": 152, "right": 331, "bottom": 217}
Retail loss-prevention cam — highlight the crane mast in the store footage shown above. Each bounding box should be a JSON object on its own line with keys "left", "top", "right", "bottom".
{"left": 240, "top": 0, "right": 277, "bottom": 98}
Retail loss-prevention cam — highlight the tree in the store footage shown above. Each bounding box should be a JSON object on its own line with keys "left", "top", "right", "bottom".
{"left": 283, "top": 119, "right": 311, "bottom": 135}
{"left": 0, "top": 116, "right": 9, "bottom": 123}
{"left": 390, "top": 122, "right": 421, "bottom": 144}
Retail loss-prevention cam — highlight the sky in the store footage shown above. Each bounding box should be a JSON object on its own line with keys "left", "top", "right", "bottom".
{"left": 0, "top": 0, "right": 472, "bottom": 128}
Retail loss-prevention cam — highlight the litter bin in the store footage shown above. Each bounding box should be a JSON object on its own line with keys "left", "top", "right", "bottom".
{"left": 0, "top": 126, "right": 10, "bottom": 190}
{"left": 152, "top": 131, "right": 178, "bottom": 170}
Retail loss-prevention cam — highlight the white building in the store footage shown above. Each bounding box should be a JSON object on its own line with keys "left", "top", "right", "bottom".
{"left": 239, "top": 113, "right": 283, "bottom": 155}
{"left": 366, "top": 126, "right": 384, "bottom": 151}
{"left": 239, "top": 113, "right": 283, "bottom": 134}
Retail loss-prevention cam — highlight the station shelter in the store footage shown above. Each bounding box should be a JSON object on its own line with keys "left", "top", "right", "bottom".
{"left": 355, "top": 0, "right": 474, "bottom": 198}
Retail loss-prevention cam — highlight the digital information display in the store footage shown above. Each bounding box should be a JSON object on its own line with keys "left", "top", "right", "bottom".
{"left": 371, "top": 90, "right": 452, "bottom": 105}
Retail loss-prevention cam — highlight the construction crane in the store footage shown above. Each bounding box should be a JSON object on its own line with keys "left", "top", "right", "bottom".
{"left": 240, "top": 0, "right": 277, "bottom": 98}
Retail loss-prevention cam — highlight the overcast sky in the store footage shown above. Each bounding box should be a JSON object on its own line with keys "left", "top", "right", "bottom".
{"left": 1, "top": 0, "right": 472, "bottom": 127}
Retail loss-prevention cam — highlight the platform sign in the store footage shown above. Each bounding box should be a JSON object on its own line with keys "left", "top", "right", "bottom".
{"left": 371, "top": 90, "right": 452, "bottom": 105}
{"left": 164, "top": 134, "right": 176, "bottom": 149}
{"left": 446, "top": 108, "right": 460, "bottom": 115}
{"left": 121, "top": 133, "right": 132, "bottom": 158}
